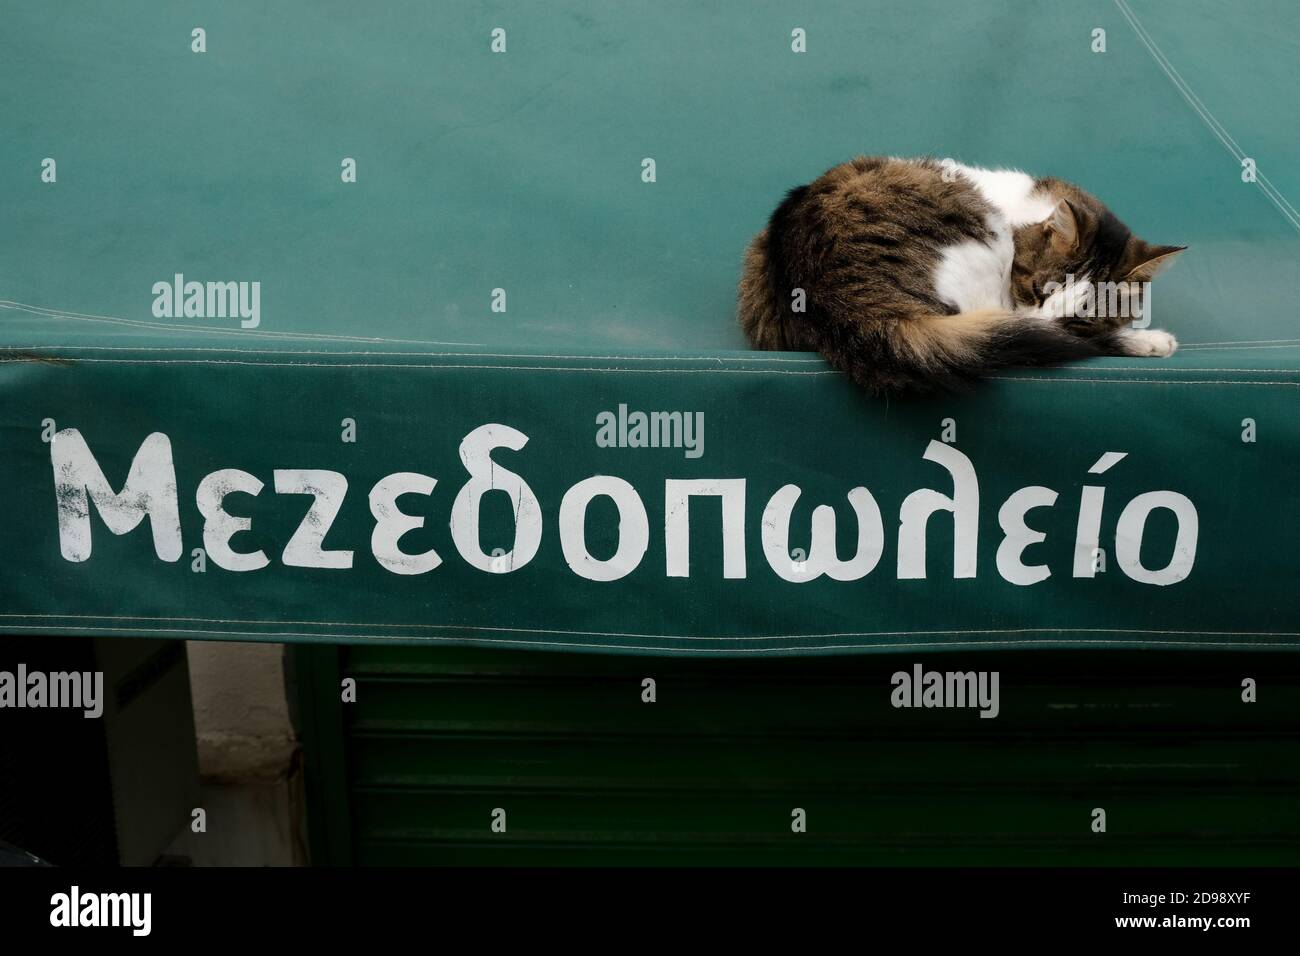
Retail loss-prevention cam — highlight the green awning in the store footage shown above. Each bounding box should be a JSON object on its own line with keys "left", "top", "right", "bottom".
{"left": 2, "top": 0, "right": 1296, "bottom": 654}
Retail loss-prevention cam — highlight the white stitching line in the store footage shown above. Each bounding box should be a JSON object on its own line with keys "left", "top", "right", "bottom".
{"left": 0, "top": 301, "right": 487, "bottom": 348}
{"left": 1112, "top": 0, "right": 1300, "bottom": 234}
{"left": 0, "top": 356, "right": 840, "bottom": 376}
{"left": 1184, "top": 338, "right": 1300, "bottom": 347}
{"left": 4, "top": 356, "right": 1297, "bottom": 383}
{"left": 7, "top": 295, "right": 1292, "bottom": 350}
{"left": 3, "top": 345, "right": 1294, "bottom": 374}
{"left": 1116, "top": 0, "right": 1300, "bottom": 225}
{"left": 0, "top": 301, "right": 814, "bottom": 364}
{"left": 0, "top": 623, "right": 1293, "bottom": 651}
{"left": 0, "top": 624, "right": 1289, "bottom": 655}
{"left": 0, "top": 614, "right": 1294, "bottom": 643}
{"left": 991, "top": 375, "right": 1300, "bottom": 386}
{"left": 0, "top": 342, "right": 825, "bottom": 365}
{"left": 1180, "top": 345, "right": 1300, "bottom": 352}
{"left": 5, "top": 301, "right": 1295, "bottom": 365}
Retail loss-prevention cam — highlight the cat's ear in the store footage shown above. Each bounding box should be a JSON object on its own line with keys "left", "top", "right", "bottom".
{"left": 1122, "top": 242, "right": 1186, "bottom": 281}
{"left": 1045, "top": 199, "right": 1080, "bottom": 253}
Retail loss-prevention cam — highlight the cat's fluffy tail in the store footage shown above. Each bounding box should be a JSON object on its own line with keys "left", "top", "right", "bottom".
{"left": 828, "top": 308, "right": 1106, "bottom": 394}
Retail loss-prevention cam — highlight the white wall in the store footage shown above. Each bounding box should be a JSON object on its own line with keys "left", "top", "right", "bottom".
{"left": 187, "top": 641, "right": 296, "bottom": 781}
{"left": 174, "top": 641, "right": 305, "bottom": 865}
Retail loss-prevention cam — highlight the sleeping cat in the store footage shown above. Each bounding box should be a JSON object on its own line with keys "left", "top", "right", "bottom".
{"left": 738, "top": 156, "right": 1185, "bottom": 392}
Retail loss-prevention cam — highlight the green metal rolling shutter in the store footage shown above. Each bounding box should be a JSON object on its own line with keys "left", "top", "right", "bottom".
{"left": 292, "top": 646, "right": 1300, "bottom": 866}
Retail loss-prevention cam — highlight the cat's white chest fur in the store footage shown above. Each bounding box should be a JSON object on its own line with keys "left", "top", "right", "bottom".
{"left": 932, "top": 163, "right": 1055, "bottom": 315}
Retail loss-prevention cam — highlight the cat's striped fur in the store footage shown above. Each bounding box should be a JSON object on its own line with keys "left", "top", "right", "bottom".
{"left": 738, "top": 156, "right": 1184, "bottom": 393}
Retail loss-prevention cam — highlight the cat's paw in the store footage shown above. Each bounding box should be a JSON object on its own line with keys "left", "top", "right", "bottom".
{"left": 1119, "top": 329, "right": 1178, "bottom": 358}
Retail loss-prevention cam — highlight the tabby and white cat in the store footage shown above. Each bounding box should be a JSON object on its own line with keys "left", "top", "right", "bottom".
{"left": 738, "top": 156, "right": 1185, "bottom": 392}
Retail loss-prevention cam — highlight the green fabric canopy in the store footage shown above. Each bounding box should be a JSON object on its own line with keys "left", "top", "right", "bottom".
{"left": 1, "top": 0, "right": 1296, "bottom": 654}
